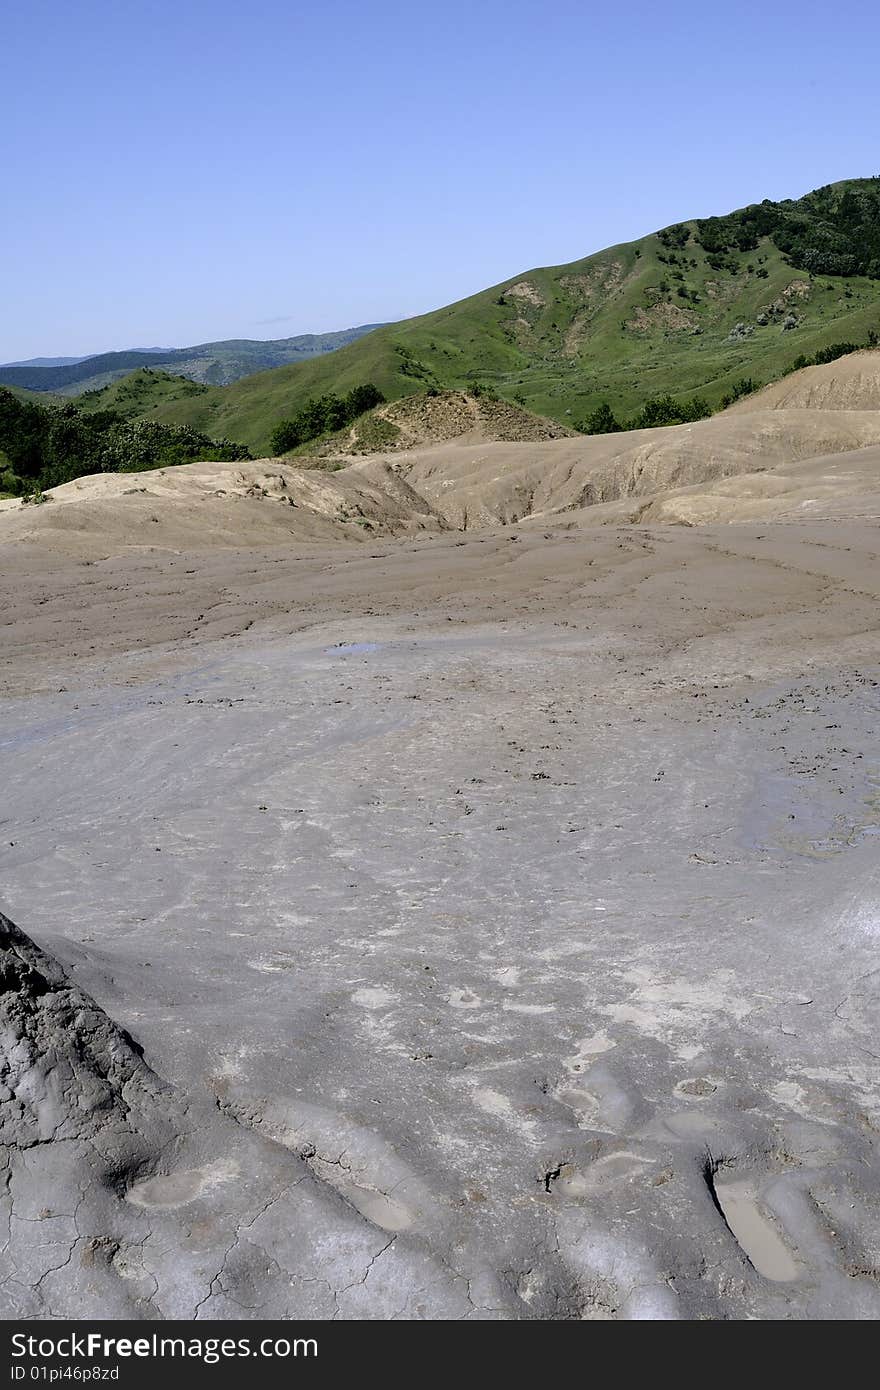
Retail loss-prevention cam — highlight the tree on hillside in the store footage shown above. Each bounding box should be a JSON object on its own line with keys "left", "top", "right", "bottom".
{"left": 0, "top": 390, "right": 47, "bottom": 478}
{"left": 345, "top": 383, "right": 384, "bottom": 416}
{"left": 581, "top": 402, "right": 621, "bottom": 434}
{"left": 270, "top": 419, "right": 303, "bottom": 453}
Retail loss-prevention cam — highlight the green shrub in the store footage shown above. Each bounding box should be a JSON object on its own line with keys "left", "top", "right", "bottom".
{"left": 580, "top": 401, "right": 621, "bottom": 434}
{"left": 270, "top": 383, "right": 386, "bottom": 454}
{"left": 630, "top": 394, "right": 711, "bottom": 428}
{"left": 719, "top": 378, "right": 760, "bottom": 409}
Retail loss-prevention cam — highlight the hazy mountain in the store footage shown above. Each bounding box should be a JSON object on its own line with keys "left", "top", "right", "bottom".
{"left": 0, "top": 327, "right": 386, "bottom": 395}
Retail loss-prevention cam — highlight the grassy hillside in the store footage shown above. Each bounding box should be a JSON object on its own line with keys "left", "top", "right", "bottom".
{"left": 0, "top": 325, "right": 385, "bottom": 395}
{"left": 4, "top": 383, "right": 64, "bottom": 407}
{"left": 96, "top": 178, "right": 880, "bottom": 453}
{"left": 75, "top": 368, "right": 213, "bottom": 418}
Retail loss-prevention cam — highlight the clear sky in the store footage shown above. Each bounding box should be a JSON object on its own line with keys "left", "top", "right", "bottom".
{"left": 4, "top": 0, "right": 879, "bottom": 360}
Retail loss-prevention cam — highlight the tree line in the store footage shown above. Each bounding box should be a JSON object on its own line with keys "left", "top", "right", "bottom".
{"left": 579, "top": 393, "right": 714, "bottom": 434}
{"left": 0, "top": 389, "right": 250, "bottom": 498}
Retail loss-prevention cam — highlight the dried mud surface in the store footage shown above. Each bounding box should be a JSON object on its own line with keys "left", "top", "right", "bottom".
{"left": 2, "top": 503, "right": 880, "bottom": 1319}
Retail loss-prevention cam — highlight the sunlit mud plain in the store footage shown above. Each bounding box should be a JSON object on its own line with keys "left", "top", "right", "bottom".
{"left": 2, "top": 448, "right": 880, "bottom": 1319}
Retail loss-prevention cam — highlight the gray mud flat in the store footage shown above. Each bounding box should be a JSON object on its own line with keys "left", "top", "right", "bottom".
{"left": 1, "top": 522, "right": 879, "bottom": 1319}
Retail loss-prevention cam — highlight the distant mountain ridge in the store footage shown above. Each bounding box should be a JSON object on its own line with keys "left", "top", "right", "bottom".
{"left": 1, "top": 356, "right": 92, "bottom": 369}
{"left": 0, "top": 326, "right": 386, "bottom": 395}
{"left": 1, "top": 350, "right": 168, "bottom": 369}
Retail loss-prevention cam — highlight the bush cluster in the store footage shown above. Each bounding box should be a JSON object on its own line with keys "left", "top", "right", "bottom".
{"left": 580, "top": 393, "right": 711, "bottom": 435}
{"left": 694, "top": 181, "right": 880, "bottom": 279}
{"left": 269, "top": 384, "right": 385, "bottom": 453}
{"left": 0, "top": 388, "right": 249, "bottom": 495}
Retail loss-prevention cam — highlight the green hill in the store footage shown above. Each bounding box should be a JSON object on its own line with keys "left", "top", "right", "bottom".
{"left": 93, "top": 178, "right": 880, "bottom": 453}
{"left": 75, "top": 368, "right": 214, "bottom": 418}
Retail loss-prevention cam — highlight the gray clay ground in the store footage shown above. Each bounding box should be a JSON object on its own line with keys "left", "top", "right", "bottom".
{"left": 1, "top": 522, "right": 879, "bottom": 1318}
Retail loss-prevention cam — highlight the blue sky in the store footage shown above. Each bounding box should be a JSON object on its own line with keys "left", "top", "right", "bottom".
{"left": 3, "top": 0, "right": 879, "bottom": 360}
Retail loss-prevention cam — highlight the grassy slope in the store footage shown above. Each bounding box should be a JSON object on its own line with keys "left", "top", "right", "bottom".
{"left": 75, "top": 369, "right": 214, "bottom": 420}
{"left": 5, "top": 384, "right": 64, "bottom": 407}
{"left": 105, "top": 180, "right": 880, "bottom": 454}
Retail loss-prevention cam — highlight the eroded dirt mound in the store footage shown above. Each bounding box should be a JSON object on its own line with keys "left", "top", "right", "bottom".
{"left": 556, "top": 441, "right": 880, "bottom": 527}
{"left": 4, "top": 402, "right": 880, "bottom": 557}
{"left": 353, "top": 407, "right": 880, "bottom": 528}
{"left": 728, "top": 349, "right": 880, "bottom": 413}
{"left": 323, "top": 389, "right": 575, "bottom": 458}
{"left": 0, "top": 458, "right": 443, "bottom": 556}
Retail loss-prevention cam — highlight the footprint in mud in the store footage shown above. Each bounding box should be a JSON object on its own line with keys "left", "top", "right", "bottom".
{"left": 706, "top": 1159, "right": 802, "bottom": 1282}
{"left": 642, "top": 1074, "right": 736, "bottom": 1145}
{"left": 125, "top": 1159, "right": 238, "bottom": 1210}
{"left": 555, "top": 1061, "right": 646, "bottom": 1134}
{"left": 306, "top": 1154, "right": 413, "bottom": 1233}
{"left": 550, "top": 1150, "right": 655, "bottom": 1199}
{"left": 214, "top": 1086, "right": 434, "bottom": 1235}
